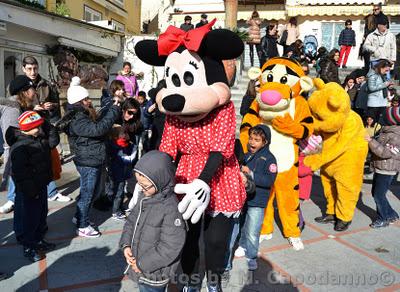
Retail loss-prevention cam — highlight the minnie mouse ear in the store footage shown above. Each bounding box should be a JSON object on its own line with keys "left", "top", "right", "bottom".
{"left": 200, "top": 29, "right": 244, "bottom": 60}
{"left": 135, "top": 40, "right": 167, "bottom": 66}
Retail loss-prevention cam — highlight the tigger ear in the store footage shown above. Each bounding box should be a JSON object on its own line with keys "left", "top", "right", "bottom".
{"left": 135, "top": 40, "right": 167, "bottom": 66}
{"left": 299, "top": 76, "right": 314, "bottom": 94}
{"left": 248, "top": 67, "right": 262, "bottom": 80}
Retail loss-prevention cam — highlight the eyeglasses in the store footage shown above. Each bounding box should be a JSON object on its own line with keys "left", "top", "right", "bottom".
{"left": 127, "top": 110, "right": 137, "bottom": 116}
{"left": 137, "top": 182, "right": 154, "bottom": 191}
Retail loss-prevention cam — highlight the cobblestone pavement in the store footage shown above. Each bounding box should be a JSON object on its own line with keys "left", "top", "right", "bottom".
{"left": 0, "top": 160, "right": 399, "bottom": 292}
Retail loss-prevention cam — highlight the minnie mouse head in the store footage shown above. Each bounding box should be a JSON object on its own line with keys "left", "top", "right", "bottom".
{"left": 135, "top": 19, "right": 244, "bottom": 122}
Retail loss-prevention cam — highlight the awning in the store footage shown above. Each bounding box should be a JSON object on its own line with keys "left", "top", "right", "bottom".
{"left": 287, "top": 5, "right": 400, "bottom": 16}
{"left": 289, "top": 0, "right": 381, "bottom": 5}
{"left": 238, "top": 9, "right": 286, "bottom": 20}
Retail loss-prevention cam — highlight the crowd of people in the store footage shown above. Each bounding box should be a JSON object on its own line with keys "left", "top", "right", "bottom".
{"left": 0, "top": 5, "right": 399, "bottom": 290}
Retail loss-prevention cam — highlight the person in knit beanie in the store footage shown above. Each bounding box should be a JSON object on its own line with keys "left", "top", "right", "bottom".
{"left": 59, "top": 76, "right": 121, "bottom": 238}
{"left": 5, "top": 111, "right": 59, "bottom": 262}
{"left": 365, "top": 106, "right": 400, "bottom": 228}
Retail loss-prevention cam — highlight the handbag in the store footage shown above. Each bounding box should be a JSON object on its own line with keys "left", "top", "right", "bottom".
{"left": 279, "top": 30, "right": 288, "bottom": 46}
{"left": 51, "top": 148, "right": 62, "bottom": 181}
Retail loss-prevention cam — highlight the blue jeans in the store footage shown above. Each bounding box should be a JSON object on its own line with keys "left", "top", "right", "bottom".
{"left": 7, "top": 178, "right": 59, "bottom": 202}
{"left": 372, "top": 173, "right": 399, "bottom": 221}
{"left": 75, "top": 165, "right": 102, "bottom": 228}
{"left": 224, "top": 217, "right": 240, "bottom": 271}
{"left": 138, "top": 283, "right": 166, "bottom": 292}
{"left": 238, "top": 206, "right": 265, "bottom": 260}
{"left": 110, "top": 179, "right": 125, "bottom": 214}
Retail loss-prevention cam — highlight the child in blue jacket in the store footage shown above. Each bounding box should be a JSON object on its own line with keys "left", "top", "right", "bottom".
{"left": 234, "top": 124, "right": 277, "bottom": 270}
{"left": 108, "top": 125, "right": 137, "bottom": 221}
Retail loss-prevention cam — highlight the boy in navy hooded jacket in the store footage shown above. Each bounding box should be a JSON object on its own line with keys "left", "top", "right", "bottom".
{"left": 234, "top": 124, "right": 277, "bottom": 270}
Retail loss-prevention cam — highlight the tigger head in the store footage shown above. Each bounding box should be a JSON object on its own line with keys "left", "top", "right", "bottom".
{"left": 248, "top": 57, "right": 313, "bottom": 121}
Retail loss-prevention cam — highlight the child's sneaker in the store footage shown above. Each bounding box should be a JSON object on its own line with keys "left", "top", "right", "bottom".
{"left": 112, "top": 212, "right": 127, "bottom": 221}
{"left": 77, "top": 226, "right": 101, "bottom": 238}
{"left": 0, "top": 200, "right": 14, "bottom": 214}
{"left": 234, "top": 246, "right": 246, "bottom": 257}
{"left": 71, "top": 217, "right": 95, "bottom": 226}
{"left": 48, "top": 193, "right": 72, "bottom": 202}
{"left": 288, "top": 237, "right": 304, "bottom": 251}
{"left": 259, "top": 233, "right": 273, "bottom": 243}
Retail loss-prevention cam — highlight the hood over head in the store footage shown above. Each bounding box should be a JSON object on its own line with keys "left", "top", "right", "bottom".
{"left": 134, "top": 150, "right": 175, "bottom": 195}
{"left": 252, "top": 124, "right": 271, "bottom": 145}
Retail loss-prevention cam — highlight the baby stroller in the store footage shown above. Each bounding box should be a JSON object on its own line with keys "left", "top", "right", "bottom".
{"left": 304, "top": 35, "right": 318, "bottom": 63}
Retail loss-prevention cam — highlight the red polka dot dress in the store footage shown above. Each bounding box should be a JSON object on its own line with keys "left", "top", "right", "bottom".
{"left": 159, "top": 102, "right": 246, "bottom": 216}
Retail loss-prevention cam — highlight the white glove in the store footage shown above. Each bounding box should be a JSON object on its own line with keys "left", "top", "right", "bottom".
{"left": 127, "top": 183, "right": 140, "bottom": 211}
{"left": 174, "top": 179, "right": 211, "bottom": 224}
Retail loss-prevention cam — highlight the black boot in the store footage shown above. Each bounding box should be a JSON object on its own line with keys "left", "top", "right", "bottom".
{"left": 23, "top": 247, "right": 45, "bottom": 262}
{"left": 314, "top": 214, "right": 336, "bottom": 224}
{"left": 334, "top": 219, "right": 352, "bottom": 232}
{"left": 36, "top": 240, "right": 56, "bottom": 252}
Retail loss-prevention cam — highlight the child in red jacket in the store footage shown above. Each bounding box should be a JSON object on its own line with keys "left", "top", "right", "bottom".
{"left": 298, "top": 135, "right": 322, "bottom": 229}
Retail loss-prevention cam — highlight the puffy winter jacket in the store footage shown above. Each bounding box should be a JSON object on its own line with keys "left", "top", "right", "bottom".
{"left": 338, "top": 28, "right": 356, "bottom": 46}
{"left": 367, "top": 70, "right": 389, "bottom": 107}
{"left": 119, "top": 151, "right": 186, "bottom": 287}
{"left": 6, "top": 122, "right": 59, "bottom": 198}
{"left": 68, "top": 104, "right": 120, "bottom": 167}
{"left": 319, "top": 58, "right": 340, "bottom": 84}
{"left": 369, "top": 125, "right": 400, "bottom": 173}
{"left": 247, "top": 18, "right": 261, "bottom": 44}
{"left": 116, "top": 72, "right": 139, "bottom": 97}
{"left": 363, "top": 29, "right": 396, "bottom": 62}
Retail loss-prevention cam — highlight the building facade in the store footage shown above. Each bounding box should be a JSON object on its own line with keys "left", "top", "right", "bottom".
{"left": 166, "top": 0, "right": 400, "bottom": 67}
{"left": 0, "top": 0, "right": 124, "bottom": 97}
{"left": 46, "top": 0, "right": 141, "bottom": 34}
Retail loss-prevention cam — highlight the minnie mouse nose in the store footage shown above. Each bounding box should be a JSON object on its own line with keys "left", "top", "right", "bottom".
{"left": 162, "top": 94, "right": 185, "bottom": 112}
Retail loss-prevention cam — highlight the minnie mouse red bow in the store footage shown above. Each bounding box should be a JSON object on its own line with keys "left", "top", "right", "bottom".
{"left": 158, "top": 19, "right": 216, "bottom": 56}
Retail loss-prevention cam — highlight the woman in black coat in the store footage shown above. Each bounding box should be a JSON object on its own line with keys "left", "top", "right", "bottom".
{"left": 319, "top": 49, "right": 340, "bottom": 84}
{"left": 63, "top": 77, "right": 121, "bottom": 237}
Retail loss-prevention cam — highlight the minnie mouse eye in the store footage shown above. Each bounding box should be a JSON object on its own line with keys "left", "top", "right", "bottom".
{"left": 172, "top": 73, "right": 181, "bottom": 87}
{"left": 183, "top": 71, "right": 194, "bottom": 86}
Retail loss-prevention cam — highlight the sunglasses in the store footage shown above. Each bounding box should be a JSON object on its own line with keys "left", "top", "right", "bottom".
{"left": 126, "top": 110, "right": 137, "bottom": 116}
{"left": 373, "top": 8, "right": 380, "bottom": 11}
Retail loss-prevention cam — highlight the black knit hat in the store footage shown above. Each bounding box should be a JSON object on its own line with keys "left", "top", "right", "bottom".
{"left": 9, "top": 75, "right": 34, "bottom": 96}
{"left": 376, "top": 17, "right": 388, "bottom": 26}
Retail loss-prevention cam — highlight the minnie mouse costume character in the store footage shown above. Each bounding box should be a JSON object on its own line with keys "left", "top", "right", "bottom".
{"left": 135, "top": 19, "right": 246, "bottom": 291}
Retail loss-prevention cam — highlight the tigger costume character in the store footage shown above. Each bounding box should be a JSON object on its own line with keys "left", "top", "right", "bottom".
{"left": 240, "top": 57, "right": 313, "bottom": 250}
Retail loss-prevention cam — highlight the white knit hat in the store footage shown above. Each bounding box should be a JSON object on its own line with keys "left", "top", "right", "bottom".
{"left": 67, "top": 77, "right": 89, "bottom": 104}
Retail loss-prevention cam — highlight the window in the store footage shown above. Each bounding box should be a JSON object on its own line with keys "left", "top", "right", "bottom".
{"left": 112, "top": 19, "right": 125, "bottom": 32}
{"left": 84, "top": 5, "right": 102, "bottom": 22}
{"left": 321, "top": 22, "right": 345, "bottom": 50}
{"left": 111, "top": 0, "right": 125, "bottom": 8}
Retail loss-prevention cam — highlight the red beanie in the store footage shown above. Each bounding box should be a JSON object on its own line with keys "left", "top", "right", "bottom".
{"left": 18, "top": 111, "right": 44, "bottom": 131}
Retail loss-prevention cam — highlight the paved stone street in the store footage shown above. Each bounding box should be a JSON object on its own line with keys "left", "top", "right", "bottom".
{"left": 0, "top": 159, "right": 399, "bottom": 292}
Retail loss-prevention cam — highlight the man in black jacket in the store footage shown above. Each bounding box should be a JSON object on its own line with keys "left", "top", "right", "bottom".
{"left": 64, "top": 77, "right": 121, "bottom": 238}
